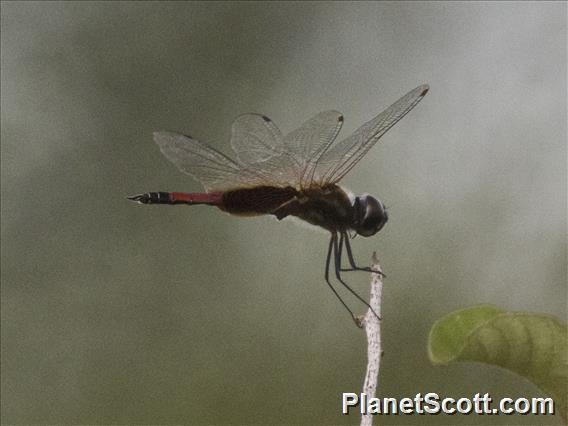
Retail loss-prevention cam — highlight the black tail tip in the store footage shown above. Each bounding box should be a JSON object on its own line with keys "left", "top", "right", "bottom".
{"left": 127, "top": 193, "right": 150, "bottom": 204}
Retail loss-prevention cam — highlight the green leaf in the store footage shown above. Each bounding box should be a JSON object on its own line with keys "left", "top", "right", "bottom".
{"left": 428, "top": 305, "right": 567, "bottom": 419}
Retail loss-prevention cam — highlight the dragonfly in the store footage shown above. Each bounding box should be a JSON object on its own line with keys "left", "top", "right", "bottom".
{"left": 129, "top": 84, "right": 429, "bottom": 323}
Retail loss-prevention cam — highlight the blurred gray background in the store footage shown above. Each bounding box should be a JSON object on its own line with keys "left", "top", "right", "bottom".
{"left": 1, "top": 1, "right": 566, "bottom": 424}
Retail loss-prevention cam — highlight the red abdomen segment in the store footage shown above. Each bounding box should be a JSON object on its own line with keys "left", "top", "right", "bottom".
{"left": 129, "top": 187, "right": 298, "bottom": 215}
{"left": 220, "top": 186, "right": 298, "bottom": 215}
{"left": 170, "top": 192, "right": 223, "bottom": 205}
{"left": 128, "top": 191, "right": 223, "bottom": 205}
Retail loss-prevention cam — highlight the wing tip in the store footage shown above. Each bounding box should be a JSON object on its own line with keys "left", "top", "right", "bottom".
{"left": 153, "top": 130, "right": 193, "bottom": 142}
{"left": 152, "top": 131, "right": 164, "bottom": 144}
{"left": 153, "top": 130, "right": 171, "bottom": 139}
{"left": 420, "top": 84, "right": 430, "bottom": 97}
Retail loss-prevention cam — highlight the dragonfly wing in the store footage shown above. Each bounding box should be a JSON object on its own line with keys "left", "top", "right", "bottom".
{"left": 282, "top": 110, "right": 344, "bottom": 187}
{"left": 153, "top": 84, "right": 427, "bottom": 192}
{"left": 153, "top": 131, "right": 265, "bottom": 192}
{"left": 229, "top": 110, "right": 344, "bottom": 188}
{"left": 230, "top": 114, "right": 283, "bottom": 164}
{"left": 314, "top": 84, "right": 429, "bottom": 185}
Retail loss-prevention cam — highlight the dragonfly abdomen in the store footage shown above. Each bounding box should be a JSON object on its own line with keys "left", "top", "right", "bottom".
{"left": 221, "top": 186, "right": 298, "bottom": 215}
{"left": 128, "top": 191, "right": 223, "bottom": 205}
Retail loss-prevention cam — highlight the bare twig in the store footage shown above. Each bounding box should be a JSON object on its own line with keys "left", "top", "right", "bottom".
{"left": 357, "top": 252, "right": 383, "bottom": 426}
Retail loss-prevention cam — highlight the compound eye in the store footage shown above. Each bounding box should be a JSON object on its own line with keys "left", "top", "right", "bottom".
{"left": 355, "top": 195, "right": 388, "bottom": 237}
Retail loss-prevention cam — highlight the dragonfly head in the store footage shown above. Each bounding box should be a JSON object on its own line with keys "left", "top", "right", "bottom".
{"left": 352, "top": 194, "right": 388, "bottom": 237}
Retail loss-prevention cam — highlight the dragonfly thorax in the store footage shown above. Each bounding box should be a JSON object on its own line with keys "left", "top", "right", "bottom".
{"left": 284, "top": 185, "right": 387, "bottom": 236}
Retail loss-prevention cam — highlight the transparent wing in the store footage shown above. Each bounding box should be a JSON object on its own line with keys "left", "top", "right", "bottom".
{"left": 230, "top": 114, "right": 283, "bottom": 165}
{"left": 314, "top": 84, "right": 429, "bottom": 185}
{"left": 282, "top": 110, "right": 344, "bottom": 187}
{"left": 153, "top": 131, "right": 268, "bottom": 192}
{"left": 228, "top": 110, "right": 344, "bottom": 188}
{"left": 153, "top": 86, "right": 423, "bottom": 192}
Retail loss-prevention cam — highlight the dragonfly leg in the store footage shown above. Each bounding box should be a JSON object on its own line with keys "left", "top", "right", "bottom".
{"left": 340, "top": 231, "right": 385, "bottom": 277}
{"left": 272, "top": 197, "right": 301, "bottom": 220}
{"left": 324, "top": 233, "right": 357, "bottom": 322}
{"left": 336, "top": 232, "right": 349, "bottom": 271}
{"left": 333, "top": 234, "right": 381, "bottom": 321}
